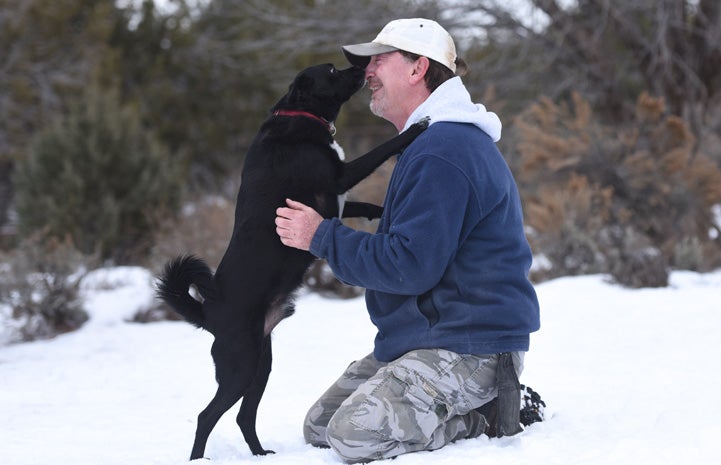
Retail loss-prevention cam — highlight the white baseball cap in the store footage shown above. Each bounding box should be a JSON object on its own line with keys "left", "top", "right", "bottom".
{"left": 342, "top": 18, "right": 457, "bottom": 73}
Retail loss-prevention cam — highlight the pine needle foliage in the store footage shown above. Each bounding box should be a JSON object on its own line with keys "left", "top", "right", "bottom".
{"left": 13, "top": 85, "right": 182, "bottom": 263}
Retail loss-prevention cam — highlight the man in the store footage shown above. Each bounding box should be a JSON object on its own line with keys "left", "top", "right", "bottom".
{"left": 275, "top": 18, "right": 540, "bottom": 463}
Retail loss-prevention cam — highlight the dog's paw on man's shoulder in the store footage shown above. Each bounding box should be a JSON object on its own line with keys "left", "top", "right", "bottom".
{"left": 406, "top": 116, "right": 431, "bottom": 134}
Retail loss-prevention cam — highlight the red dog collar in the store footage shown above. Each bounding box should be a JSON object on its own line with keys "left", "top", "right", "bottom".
{"left": 273, "top": 109, "right": 336, "bottom": 135}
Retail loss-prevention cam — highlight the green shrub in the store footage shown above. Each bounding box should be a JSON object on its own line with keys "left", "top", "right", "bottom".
{"left": 13, "top": 85, "right": 182, "bottom": 264}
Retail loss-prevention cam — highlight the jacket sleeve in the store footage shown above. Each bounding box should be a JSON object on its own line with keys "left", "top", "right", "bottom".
{"left": 310, "top": 155, "right": 475, "bottom": 295}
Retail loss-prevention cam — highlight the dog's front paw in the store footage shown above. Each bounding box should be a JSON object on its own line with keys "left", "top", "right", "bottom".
{"left": 406, "top": 116, "right": 430, "bottom": 135}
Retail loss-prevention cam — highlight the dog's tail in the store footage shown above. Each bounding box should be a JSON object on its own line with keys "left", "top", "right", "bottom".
{"left": 156, "top": 255, "right": 215, "bottom": 330}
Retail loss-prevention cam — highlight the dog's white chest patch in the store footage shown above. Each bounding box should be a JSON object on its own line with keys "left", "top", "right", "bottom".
{"left": 330, "top": 140, "right": 345, "bottom": 161}
{"left": 330, "top": 140, "right": 348, "bottom": 217}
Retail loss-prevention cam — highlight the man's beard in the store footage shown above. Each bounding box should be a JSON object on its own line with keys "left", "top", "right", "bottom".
{"left": 369, "top": 97, "right": 385, "bottom": 117}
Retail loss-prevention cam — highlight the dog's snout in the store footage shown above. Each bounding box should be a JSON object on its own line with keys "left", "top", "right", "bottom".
{"left": 338, "top": 65, "right": 367, "bottom": 93}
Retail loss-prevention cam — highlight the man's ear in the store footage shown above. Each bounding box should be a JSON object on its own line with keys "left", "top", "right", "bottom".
{"left": 409, "top": 56, "right": 430, "bottom": 85}
{"left": 288, "top": 75, "right": 313, "bottom": 104}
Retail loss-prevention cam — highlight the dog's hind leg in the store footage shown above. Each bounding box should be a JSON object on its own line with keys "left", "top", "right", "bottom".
{"left": 190, "top": 381, "right": 245, "bottom": 460}
{"left": 236, "top": 335, "right": 274, "bottom": 455}
{"left": 189, "top": 340, "right": 258, "bottom": 460}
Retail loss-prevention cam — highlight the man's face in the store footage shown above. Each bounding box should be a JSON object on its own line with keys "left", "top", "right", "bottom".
{"left": 364, "top": 52, "right": 414, "bottom": 121}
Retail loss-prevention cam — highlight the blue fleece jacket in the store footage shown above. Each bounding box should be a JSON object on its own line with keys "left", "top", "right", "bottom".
{"left": 310, "top": 78, "right": 540, "bottom": 362}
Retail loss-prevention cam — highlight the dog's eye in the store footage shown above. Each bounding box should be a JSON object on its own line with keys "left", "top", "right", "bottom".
{"left": 329, "top": 66, "right": 336, "bottom": 74}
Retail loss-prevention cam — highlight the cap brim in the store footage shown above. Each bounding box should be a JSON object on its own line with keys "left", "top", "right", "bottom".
{"left": 342, "top": 42, "right": 398, "bottom": 68}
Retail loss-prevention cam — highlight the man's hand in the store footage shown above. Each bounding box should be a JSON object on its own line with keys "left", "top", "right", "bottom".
{"left": 275, "top": 199, "right": 323, "bottom": 251}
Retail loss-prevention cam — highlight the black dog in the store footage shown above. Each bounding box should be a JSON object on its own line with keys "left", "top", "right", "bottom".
{"left": 157, "top": 63, "right": 427, "bottom": 459}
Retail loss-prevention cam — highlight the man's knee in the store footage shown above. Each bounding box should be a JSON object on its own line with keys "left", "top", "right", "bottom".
{"left": 326, "top": 412, "right": 380, "bottom": 464}
{"left": 303, "top": 401, "right": 330, "bottom": 447}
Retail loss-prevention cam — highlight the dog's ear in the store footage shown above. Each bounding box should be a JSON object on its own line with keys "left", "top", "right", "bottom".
{"left": 287, "top": 75, "right": 313, "bottom": 104}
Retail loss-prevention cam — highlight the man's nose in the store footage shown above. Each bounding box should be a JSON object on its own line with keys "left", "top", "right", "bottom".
{"left": 364, "top": 63, "right": 376, "bottom": 79}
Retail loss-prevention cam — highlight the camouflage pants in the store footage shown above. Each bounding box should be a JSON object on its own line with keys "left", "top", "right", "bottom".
{"left": 303, "top": 349, "right": 524, "bottom": 463}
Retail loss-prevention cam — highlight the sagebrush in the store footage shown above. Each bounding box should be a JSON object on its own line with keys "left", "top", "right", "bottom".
{"left": 516, "top": 92, "right": 721, "bottom": 286}
{"left": 0, "top": 235, "right": 91, "bottom": 344}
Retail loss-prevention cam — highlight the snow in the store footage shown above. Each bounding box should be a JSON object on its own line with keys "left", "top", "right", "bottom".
{"left": 2, "top": 266, "right": 720, "bottom": 465}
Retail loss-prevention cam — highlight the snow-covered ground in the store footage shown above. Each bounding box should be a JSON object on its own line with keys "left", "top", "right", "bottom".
{"left": 2, "top": 266, "right": 720, "bottom": 465}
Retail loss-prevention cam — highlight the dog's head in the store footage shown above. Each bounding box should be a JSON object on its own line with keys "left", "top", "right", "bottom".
{"left": 274, "top": 64, "right": 366, "bottom": 123}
